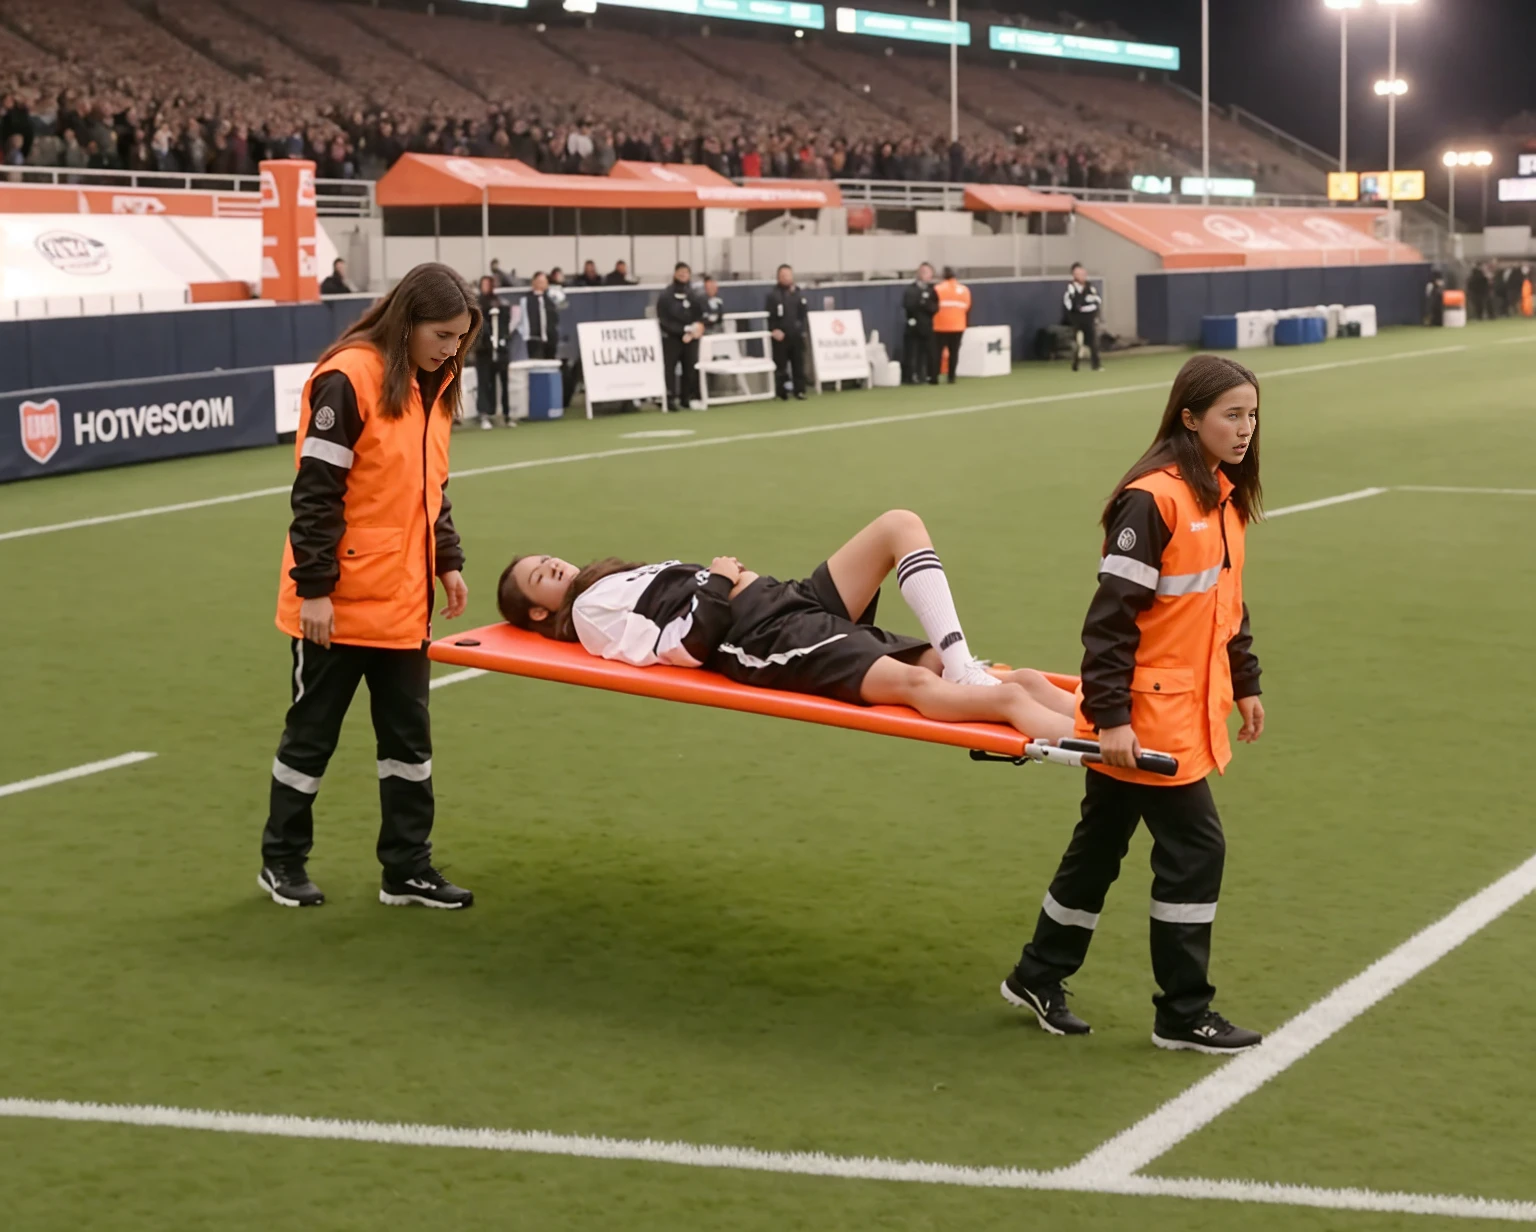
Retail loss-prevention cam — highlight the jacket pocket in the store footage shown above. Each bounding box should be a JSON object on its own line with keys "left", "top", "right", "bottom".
{"left": 1129, "top": 665, "right": 1199, "bottom": 754}
{"left": 334, "top": 526, "right": 404, "bottom": 603}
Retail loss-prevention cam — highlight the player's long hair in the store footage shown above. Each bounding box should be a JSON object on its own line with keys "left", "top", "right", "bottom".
{"left": 1104, "top": 353, "right": 1263, "bottom": 526}
{"left": 316, "top": 262, "right": 481, "bottom": 421}
{"left": 498, "top": 557, "right": 644, "bottom": 642}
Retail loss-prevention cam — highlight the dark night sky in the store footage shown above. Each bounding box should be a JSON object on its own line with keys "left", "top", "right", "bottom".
{"left": 1040, "top": 0, "right": 1535, "bottom": 165}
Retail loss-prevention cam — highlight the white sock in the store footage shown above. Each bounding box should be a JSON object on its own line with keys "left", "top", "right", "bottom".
{"left": 897, "top": 548, "right": 977, "bottom": 678}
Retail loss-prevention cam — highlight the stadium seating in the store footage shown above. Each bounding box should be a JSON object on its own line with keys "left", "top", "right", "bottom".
{"left": 0, "top": 0, "right": 1327, "bottom": 193}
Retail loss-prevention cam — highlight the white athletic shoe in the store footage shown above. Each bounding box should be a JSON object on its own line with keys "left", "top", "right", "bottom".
{"left": 944, "top": 658, "right": 1002, "bottom": 688}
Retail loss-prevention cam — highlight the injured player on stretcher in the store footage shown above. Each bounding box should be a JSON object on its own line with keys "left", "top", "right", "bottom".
{"left": 496, "top": 509, "right": 1077, "bottom": 739}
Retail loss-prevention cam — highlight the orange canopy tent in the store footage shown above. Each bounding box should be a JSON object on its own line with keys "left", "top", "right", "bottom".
{"left": 963, "top": 184, "right": 1076, "bottom": 214}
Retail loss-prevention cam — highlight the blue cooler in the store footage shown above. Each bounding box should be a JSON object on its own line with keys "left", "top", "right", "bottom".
{"left": 1201, "top": 315, "right": 1239, "bottom": 349}
{"left": 527, "top": 369, "right": 563, "bottom": 420}
{"left": 1274, "top": 317, "right": 1311, "bottom": 346}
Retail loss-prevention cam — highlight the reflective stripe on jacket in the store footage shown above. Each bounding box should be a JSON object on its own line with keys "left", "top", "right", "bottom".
{"left": 933, "top": 279, "right": 970, "bottom": 332}
{"left": 275, "top": 344, "right": 460, "bottom": 650}
{"left": 1075, "top": 465, "right": 1260, "bottom": 787}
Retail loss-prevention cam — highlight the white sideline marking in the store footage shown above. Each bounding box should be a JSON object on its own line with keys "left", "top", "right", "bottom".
{"left": 0, "top": 1099, "right": 1530, "bottom": 1222}
{"left": 1266, "top": 487, "right": 1388, "bottom": 518}
{"left": 1396, "top": 485, "right": 1536, "bottom": 497}
{"left": 0, "top": 339, "right": 1485, "bottom": 544}
{"left": 620, "top": 429, "right": 696, "bottom": 439}
{"left": 1061, "top": 848, "right": 1536, "bottom": 1184}
{"left": 429, "top": 668, "right": 487, "bottom": 691}
{"left": 0, "top": 752, "right": 156, "bottom": 799}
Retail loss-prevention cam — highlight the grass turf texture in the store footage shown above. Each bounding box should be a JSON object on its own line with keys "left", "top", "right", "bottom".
{"left": 1, "top": 321, "right": 1533, "bottom": 1229}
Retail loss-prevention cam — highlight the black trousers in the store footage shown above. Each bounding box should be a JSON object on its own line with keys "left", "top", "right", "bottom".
{"left": 475, "top": 355, "right": 509, "bottom": 418}
{"left": 772, "top": 335, "right": 807, "bottom": 398}
{"left": 526, "top": 338, "right": 556, "bottom": 360}
{"left": 1070, "top": 315, "right": 1101, "bottom": 370}
{"left": 661, "top": 332, "right": 700, "bottom": 409}
{"left": 262, "top": 638, "right": 436, "bottom": 874}
{"left": 1012, "top": 771, "right": 1225, "bottom": 1025}
{"left": 935, "top": 330, "right": 963, "bottom": 382}
{"left": 902, "top": 327, "right": 935, "bottom": 384}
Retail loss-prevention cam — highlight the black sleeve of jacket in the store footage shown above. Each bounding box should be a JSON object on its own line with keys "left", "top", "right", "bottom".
{"left": 677, "top": 573, "right": 736, "bottom": 664}
{"left": 1227, "top": 602, "right": 1262, "bottom": 698}
{"left": 288, "top": 370, "right": 364, "bottom": 599}
{"left": 434, "top": 480, "right": 465, "bottom": 577}
{"left": 1079, "top": 489, "right": 1173, "bottom": 730}
{"left": 657, "top": 289, "right": 685, "bottom": 336}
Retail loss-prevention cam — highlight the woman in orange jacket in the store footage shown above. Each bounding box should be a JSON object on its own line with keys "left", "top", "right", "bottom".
{"left": 1001, "top": 354, "right": 1267, "bottom": 1053}
{"left": 260, "top": 263, "right": 480, "bottom": 910}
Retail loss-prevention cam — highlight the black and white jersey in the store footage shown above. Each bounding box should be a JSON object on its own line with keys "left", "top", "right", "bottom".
{"left": 573, "top": 561, "right": 735, "bottom": 668}
{"left": 1064, "top": 280, "right": 1103, "bottom": 320}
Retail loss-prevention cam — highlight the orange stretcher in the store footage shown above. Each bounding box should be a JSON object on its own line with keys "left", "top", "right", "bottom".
{"left": 429, "top": 624, "right": 1178, "bottom": 775}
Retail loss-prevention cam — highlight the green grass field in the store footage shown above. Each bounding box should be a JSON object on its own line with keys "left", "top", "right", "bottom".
{"left": 2, "top": 321, "right": 1534, "bottom": 1230}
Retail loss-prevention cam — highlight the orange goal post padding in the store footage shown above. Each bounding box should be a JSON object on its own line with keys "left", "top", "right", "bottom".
{"left": 429, "top": 623, "right": 1079, "bottom": 759}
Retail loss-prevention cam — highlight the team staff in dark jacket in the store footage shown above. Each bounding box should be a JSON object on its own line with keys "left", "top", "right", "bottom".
{"left": 902, "top": 262, "right": 938, "bottom": 385}
{"left": 701, "top": 275, "right": 725, "bottom": 333}
{"left": 766, "top": 263, "right": 809, "bottom": 400}
{"left": 264, "top": 263, "right": 479, "bottom": 911}
{"left": 523, "top": 271, "right": 559, "bottom": 360}
{"left": 1064, "top": 262, "right": 1104, "bottom": 372}
{"left": 1001, "top": 354, "right": 1266, "bottom": 1055}
{"left": 473, "top": 274, "right": 515, "bottom": 428}
{"left": 657, "top": 261, "right": 706, "bottom": 410}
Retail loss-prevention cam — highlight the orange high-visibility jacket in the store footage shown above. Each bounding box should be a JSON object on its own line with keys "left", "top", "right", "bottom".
{"left": 1075, "top": 465, "right": 1260, "bottom": 787}
{"left": 1522, "top": 278, "right": 1533, "bottom": 318}
{"left": 933, "top": 278, "right": 971, "bottom": 332}
{"left": 275, "top": 344, "right": 460, "bottom": 650}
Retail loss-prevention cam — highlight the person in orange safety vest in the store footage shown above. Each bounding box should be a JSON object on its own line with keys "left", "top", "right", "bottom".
{"left": 262, "top": 263, "right": 480, "bottom": 910}
{"left": 1002, "top": 354, "right": 1268, "bottom": 1055}
{"left": 932, "top": 266, "right": 971, "bottom": 384}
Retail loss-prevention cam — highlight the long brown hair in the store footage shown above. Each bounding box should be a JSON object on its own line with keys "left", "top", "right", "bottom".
{"left": 316, "top": 262, "right": 481, "bottom": 420}
{"left": 1104, "top": 353, "right": 1263, "bottom": 527}
{"left": 497, "top": 556, "right": 644, "bottom": 642}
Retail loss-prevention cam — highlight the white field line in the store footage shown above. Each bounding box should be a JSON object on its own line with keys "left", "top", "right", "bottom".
{"left": 429, "top": 668, "right": 487, "bottom": 691}
{"left": 1266, "top": 487, "right": 1388, "bottom": 518}
{"left": 1396, "top": 485, "right": 1536, "bottom": 497}
{"left": 1061, "top": 847, "right": 1536, "bottom": 1184}
{"left": 0, "top": 752, "right": 156, "bottom": 799}
{"left": 0, "top": 340, "right": 1480, "bottom": 544}
{"left": 0, "top": 1099, "right": 1530, "bottom": 1222}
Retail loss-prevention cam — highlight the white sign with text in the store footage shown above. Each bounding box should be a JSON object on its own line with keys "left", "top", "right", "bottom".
{"left": 807, "top": 309, "right": 868, "bottom": 384}
{"left": 578, "top": 318, "right": 666, "bottom": 404}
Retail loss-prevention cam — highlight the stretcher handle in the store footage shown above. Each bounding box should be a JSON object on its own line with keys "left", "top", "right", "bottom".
{"left": 969, "top": 740, "right": 1179, "bottom": 777}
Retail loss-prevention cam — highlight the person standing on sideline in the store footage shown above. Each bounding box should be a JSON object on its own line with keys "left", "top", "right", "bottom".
{"left": 1001, "top": 354, "right": 1267, "bottom": 1054}
{"left": 523, "top": 271, "right": 559, "bottom": 360}
{"left": 902, "top": 262, "right": 938, "bottom": 385}
{"left": 262, "top": 263, "right": 480, "bottom": 910}
{"left": 1064, "top": 262, "right": 1103, "bottom": 372}
{"left": 766, "top": 263, "right": 809, "bottom": 400}
{"left": 320, "top": 258, "right": 353, "bottom": 296}
{"left": 1466, "top": 262, "right": 1490, "bottom": 321}
{"left": 473, "top": 274, "right": 514, "bottom": 428}
{"left": 701, "top": 275, "right": 726, "bottom": 333}
{"left": 657, "top": 261, "right": 705, "bottom": 410}
{"left": 932, "top": 266, "right": 970, "bottom": 383}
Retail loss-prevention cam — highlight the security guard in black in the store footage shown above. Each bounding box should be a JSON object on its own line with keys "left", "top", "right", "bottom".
{"left": 657, "top": 262, "right": 705, "bottom": 410}
{"left": 765, "top": 264, "right": 810, "bottom": 399}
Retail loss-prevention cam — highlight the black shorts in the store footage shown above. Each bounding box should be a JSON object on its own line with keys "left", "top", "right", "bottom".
{"left": 711, "top": 561, "right": 931, "bottom": 705}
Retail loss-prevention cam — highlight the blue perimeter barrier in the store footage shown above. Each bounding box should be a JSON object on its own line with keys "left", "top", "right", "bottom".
{"left": 0, "top": 276, "right": 1078, "bottom": 484}
{"left": 1136, "top": 263, "right": 1430, "bottom": 346}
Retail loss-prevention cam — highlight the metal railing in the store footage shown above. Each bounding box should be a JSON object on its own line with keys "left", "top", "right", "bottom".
{"left": 0, "top": 165, "right": 375, "bottom": 216}
{"left": 831, "top": 178, "right": 1350, "bottom": 211}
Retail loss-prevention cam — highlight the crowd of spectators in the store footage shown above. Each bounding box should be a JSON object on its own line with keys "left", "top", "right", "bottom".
{"left": 0, "top": 0, "right": 1286, "bottom": 193}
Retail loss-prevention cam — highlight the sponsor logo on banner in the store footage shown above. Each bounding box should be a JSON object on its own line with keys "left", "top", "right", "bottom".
{"left": 271, "top": 362, "right": 316, "bottom": 435}
{"left": 69, "top": 395, "right": 236, "bottom": 447}
{"left": 298, "top": 238, "right": 317, "bottom": 279}
{"left": 35, "top": 231, "right": 112, "bottom": 275}
{"left": 298, "top": 167, "right": 316, "bottom": 208}
{"left": 19, "top": 399, "right": 61, "bottom": 465}
{"left": 111, "top": 195, "right": 167, "bottom": 215}
{"left": 260, "top": 169, "right": 279, "bottom": 208}
{"left": 577, "top": 319, "right": 667, "bottom": 403}
{"left": 807, "top": 309, "right": 868, "bottom": 384}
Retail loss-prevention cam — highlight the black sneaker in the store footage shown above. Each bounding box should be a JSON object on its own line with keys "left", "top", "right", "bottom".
{"left": 1000, "top": 973, "right": 1092, "bottom": 1036}
{"left": 379, "top": 865, "right": 474, "bottom": 909}
{"left": 1152, "top": 1010, "right": 1262, "bottom": 1055}
{"left": 258, "top": 863, "right": 324, "bottom": 907}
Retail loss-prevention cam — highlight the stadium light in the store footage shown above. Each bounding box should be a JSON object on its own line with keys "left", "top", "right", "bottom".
{"left": 1324, "top": 0, "right": 1363, "bottom": 173}
{"left": 1373, "top": 78, "right": 1408, "bottom": 95}
{"left": 1443, "top": 150, "right": 1495, "bottom": 233}
{"left": 1323, "top": 0, "right": 1363, "bottom": 8}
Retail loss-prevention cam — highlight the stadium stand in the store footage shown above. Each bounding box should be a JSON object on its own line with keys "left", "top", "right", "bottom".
{"left": 0, "top": 0, "right": 1329, "bottom": 194}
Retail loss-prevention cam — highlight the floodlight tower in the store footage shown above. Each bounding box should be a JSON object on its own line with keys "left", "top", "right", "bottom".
{"left": 1324, "top": 0, "right": 1363, "bottom": 173}
{"left": 1376, "top": 0, "right": 1418, "bottom": 247}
